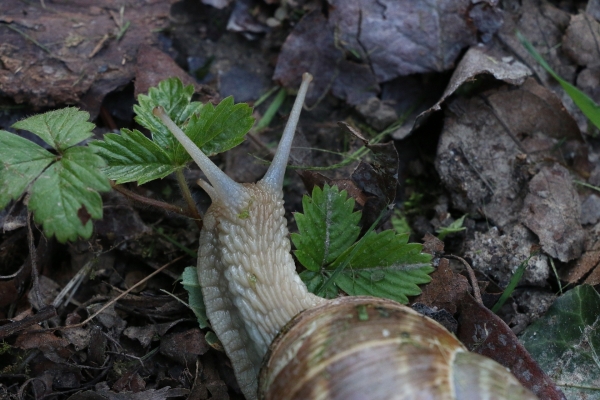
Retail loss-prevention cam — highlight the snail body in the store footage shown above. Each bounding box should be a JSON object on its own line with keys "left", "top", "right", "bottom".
{"left": 155, "top": 74, "right": 536, "bottom": 400}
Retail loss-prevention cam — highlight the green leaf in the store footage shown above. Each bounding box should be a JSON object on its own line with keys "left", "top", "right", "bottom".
{"left": 0, "top": 130, "right": 54, "bottom": 209}
{"left": 520, "top": 285, "right": 600, "bottom": 398}
{"left": 518, "top": 31, "right": 600, "bottom": 130}
{"left": 295, "top": 184, "right": 434, "bottom": 304}
{"left": 29, "top": 146, "right": 110, "bottom": 242}
{"left": 134, "top": 77, "right": 203, "bottom": 153}
{"left": 335, "top": 269, "right": 434, "bottom": 304}
{"left": 12, "top": 107, "right": 95, "bottom": 151}
{"left": 1, "top": 108, "right": 110, "bottom": 242}
{"left": 491, "top": 255, "right": 532, "bottom": 313}
{"left": 299, "top": 270, "right": 338, "bottom": 299}
{"left": 185, "top": 96, "right": 255, "bottom": 157}
{"left": 391, "top": 209, "right": 412, "bottom": 236}
{"left": 330, "top": 230, "right": 433, "bottom": 304}
{"left": 291, "top": 185, "right": 361, "bottom": 271}
{"left": 94, "top": 77, "right": 255, "bottom": 185}
{"left": 437, "top": 214, "right": 467, "bottom": 240}
{"left": 254, "top": 87, "right": 286, "bottom": 131}
{"left": 181, "top": 266, "right": 209, "bottom": 329}
{"left": 90, "top": 129, "right": 176, "bottom": 184}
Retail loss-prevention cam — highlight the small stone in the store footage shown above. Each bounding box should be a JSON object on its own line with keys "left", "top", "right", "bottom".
{"left": 581, "top": 194, "right": 600, "bottom": 225}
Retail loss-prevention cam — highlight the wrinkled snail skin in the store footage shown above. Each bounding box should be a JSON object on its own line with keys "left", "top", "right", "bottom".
{"left": 197, "top": 181, "right": 325, "bottom": 397}
{"left": 156, "top": 73, "right": 537, "bottom": 400}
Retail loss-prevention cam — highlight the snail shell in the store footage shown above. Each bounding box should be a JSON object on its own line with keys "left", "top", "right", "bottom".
{"left": 259, "top": 297, "right": 537, "bottom": 400}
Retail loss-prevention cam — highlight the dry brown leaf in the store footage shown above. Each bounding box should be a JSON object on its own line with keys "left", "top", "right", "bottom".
{"left": 273, "top": 11, "right": 379, "bottom": 106}
{"left": 275, "top": 0, "right": 486, "bottom": 105}
{"left": 159, "top": 328, "right": 211, "bottom": 366}
{"left": 411, "top": 258, "right": 469, "bottom": 315}
{"left": 436, "top": 78, "right": 580, "bottom": 228}
{"left": 458, "top": 293, "right": 566, "bottom": 400}
{"left": 522, "top": 164, "right": 584, "bottom": 262}
{"left": 414, "top": 45, "right": 531, "bottom": 130}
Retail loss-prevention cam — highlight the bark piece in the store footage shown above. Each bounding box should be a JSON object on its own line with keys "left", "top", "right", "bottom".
{"left": 0, "top": 0, "right": 168, "bottom": 117}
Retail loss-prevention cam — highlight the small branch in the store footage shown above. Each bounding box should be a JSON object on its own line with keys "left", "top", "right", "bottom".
{"left": 175, "top": 169, "right": 203, "bottom": 230}
{"left": 110, "top": 181, "right": 191, "bottom": 217}
{"left": 0, "top": 306, "right": 56, "bottom": 339}
{"left": 445, "top": 255, "right": 483, "bottom": 305}
{"left": 55, "top": 255, "right": 185, "bottom": 331}
{"left": 27, "top": 212, "right": 44, "bottom": 310}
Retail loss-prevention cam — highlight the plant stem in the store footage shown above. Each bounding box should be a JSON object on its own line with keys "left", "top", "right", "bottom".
{"left": 110, "top": 181, "right": 190, "bottom": 217}
{"left": 175, "top": 169, "right": 203, "bottom": 230}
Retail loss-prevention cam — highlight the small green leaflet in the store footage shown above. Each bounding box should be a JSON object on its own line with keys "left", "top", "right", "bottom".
{"left": 181, "top": 266, "right": 209, "bottom": 329}
{"left": 13, "top": 107, "right": 96, "bottom": 150}
{"left": 0, "top": 108, "right": 110, "bottom": 242}
{"left": 91, "top": 77, "right": 255, "bottom": 184}
{"left": 291, "top": 185, "right": 361, "bottom": 271}
{"left": 92, "top": 129, "right": 173, "bottom": 184}
{"left": 437, "top": 214, "right": 466, "bottom": 240}
{"left": 294, "top": 185, "right": 433, "bottom": 304}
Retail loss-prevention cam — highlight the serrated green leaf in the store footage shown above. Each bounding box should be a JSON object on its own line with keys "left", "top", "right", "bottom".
{"left": 520, "top": 285, "right": 600, "bottom": 398}
{"left": 90, "top": 129, "right": 176, "bottom": 184}
{"left": 0, "top": 130, "right": 55, "bottom": 209}
{"left": 12, "top": 108, "right": 95, "bottom": 151}
{"left": 2, "top": 109, "right": 109, "bottom": 242}
{"left": 135, "top": 77, "right": 203, "bottom": 153}
{"left": 331, "top": 231, "right": 430, "bottom": 270}
{"left": 296, "top": 184, "right": 433, "bottom": 304}
{"left": 335, "top": 269, "right": 433, "bottom": 304}
{"left": 181, "top": 266, "right": 209, "bottom": 329}
{"left": 299, "top": 270, "right": 338, "bottom": 299}
{"left": 96, "top": 77, "right": 255, "bottom": 185}
{"left": 329, "top": 230, "right": 433, "bottom": 303}
{"left": 184, "top": 96, "right": 255, "bottom": 158}
{"left": 28, "top": 146, "right": 110, "bottom": 242}
{"left": 292, "top": 185, "right": 361, "bottom": 271}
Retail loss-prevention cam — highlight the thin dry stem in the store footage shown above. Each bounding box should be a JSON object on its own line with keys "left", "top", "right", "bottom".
{"left": 175, "top": 169, "right": 203, "bottom": 230}
{"left": 110, "top": 181, "right": 191, "bottom": 217}
{"left": 54, "top": 255, "right": 185, "bottom": 331}
{"left": 445, "top": 254, "right": 483, "bottom": 305}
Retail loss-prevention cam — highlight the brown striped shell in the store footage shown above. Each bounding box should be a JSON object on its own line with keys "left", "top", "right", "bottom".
{"left": 259, "top": 297, "right": 537, "bottom": 400}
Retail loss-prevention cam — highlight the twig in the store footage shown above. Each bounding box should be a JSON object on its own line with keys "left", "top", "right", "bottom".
{"left": 445, "top": 255, "right": 483, "bottom": 305}
{"left": 55, "top": 255, "right": 185, "bottom": 331}
{"left": 0, "top": 306, "right": 57, "bottom": 339}
{"left": 110, "top": 181, "right": 191, "bottom": 217}
{"left": 175, "top": 169, "right": 203, "bottom": 230}
{"left": 52, "top": 260, "right": 95, "bottom": 309}
{"left": 27, "top": 212, "right": 44, "bottom": 310}
{"left": 88, "top": 33, "right": 110, "bottom": 58}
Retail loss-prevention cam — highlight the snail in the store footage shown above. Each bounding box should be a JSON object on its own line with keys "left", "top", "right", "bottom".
{"left": 153, "top": 74, "right": 536, "bottom": 400}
